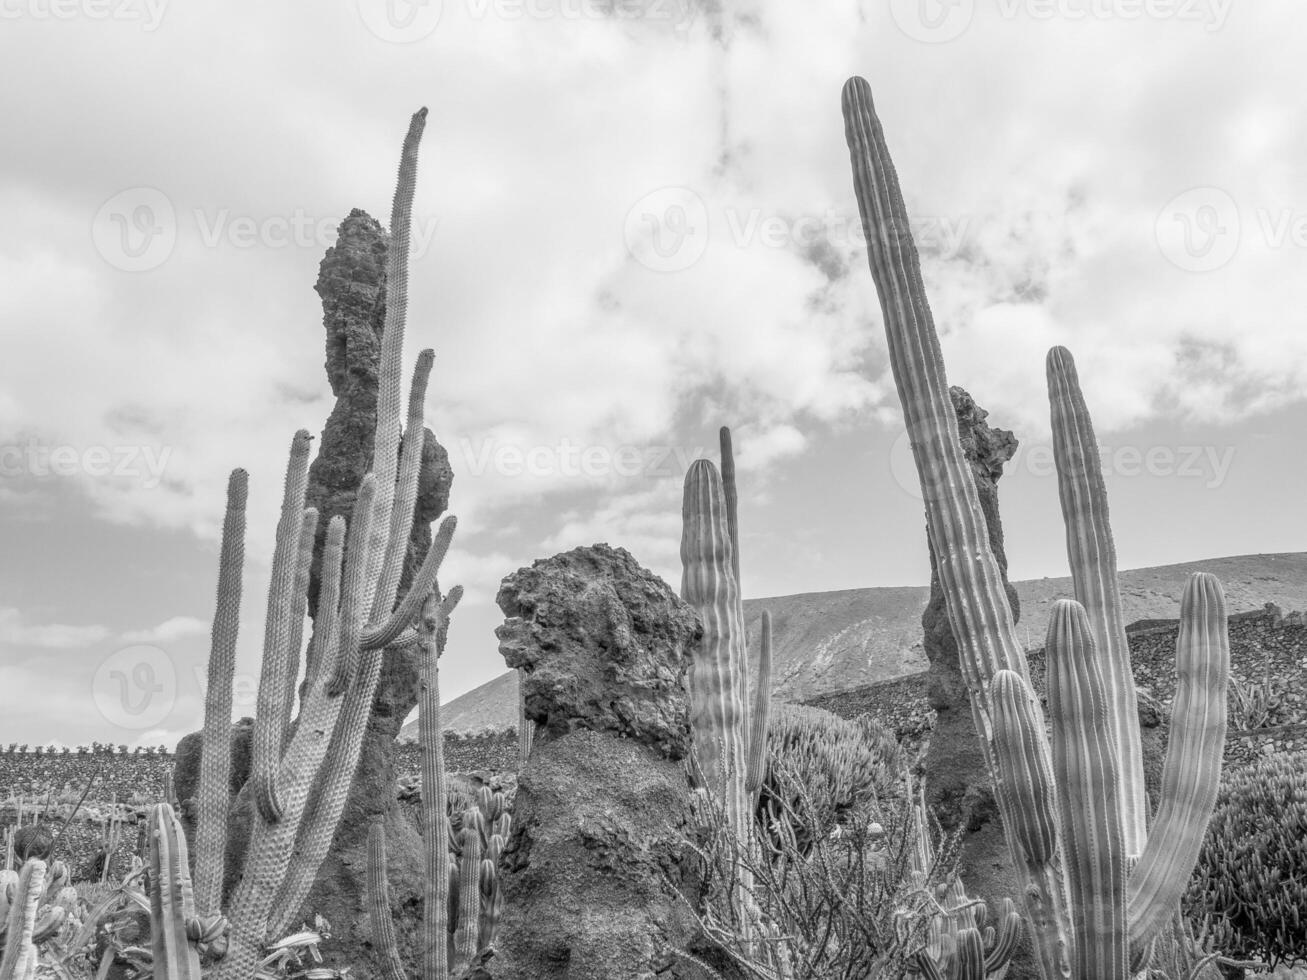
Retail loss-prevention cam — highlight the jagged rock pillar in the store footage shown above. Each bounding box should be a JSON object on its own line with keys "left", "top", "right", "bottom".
{"left": 482, "top": 544, "right": 724, "bottom": 980}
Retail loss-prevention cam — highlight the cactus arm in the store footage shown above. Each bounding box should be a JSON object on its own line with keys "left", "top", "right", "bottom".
{"left": 148, "top": 805, "right": 202, "bottom": 980}
{"left": 745, "top": 609, "right": 773, "bottom": 806}
{"left": 719, "top": 426, "right": 742, "bottom": 589}
{"left": 987, "top": 671, "right": 1071, "bottom": 978}
{"left": 0, "top": 860, "right": 45, "bottom": 980}
{"left": 366, "top": 818, "right": 408, "bottom": 980}
{"left": 419, "top": 586, "right": 455, "bottom": 980}
{"left": 282, "top": 507, "right": 319, "bottom": 748}
{"left": 1047, "top": 346, "right": 1147, "bottom": 856}
{"left": 679, "top": 458, "right": 749, "bottom": 827}
{"left": 363, "top": 108, "right": 428, "bottom": 625}
{"left": 374, "top": 348, "right": 435, "bottom": 621}
{"left": 195, "top": 469, "right": 247, "bottom": 920}
{"left": 360, "top": 514, "right": 458, "bottom": 652}
{"left": 1126, "top": 573, "right": 1229, "bottom": 951}
{"left": 252, "top": 430, "right": 314, "bottom": 824}
{"left": 326, "top": 476, "right": 381, "bottom": 698}
{"left": 1045, "top": 600, "right": 1128, "bottom": 980}
{"left": 986, "top": 899, "right": 1023, "bottom": 973}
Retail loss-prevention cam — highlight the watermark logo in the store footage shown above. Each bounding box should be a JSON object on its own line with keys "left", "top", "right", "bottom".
{"left": 624, "top": 187, "right": 709, "bottom": 273}
{"left": 92, "top": 187, "right": 177, "bottom": 273}
{"left": 1155, "top": 186, "right": 1240, "bottom": 272}
{"left": 92, "top": 644, "right": 176, "bottom": 730}
{"left": 889, "top": 429, "right": 1237, "bottom": 500}
{"left": 357, "top": 0, "right": 443, "bottom": 41}
{"left": 890, "top": 0, "right": 974, "bottom": 43}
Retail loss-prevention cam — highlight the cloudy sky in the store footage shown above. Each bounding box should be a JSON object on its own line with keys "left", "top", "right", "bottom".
{"left": 1, "top": 0, "right": 1303, "bottom": 749}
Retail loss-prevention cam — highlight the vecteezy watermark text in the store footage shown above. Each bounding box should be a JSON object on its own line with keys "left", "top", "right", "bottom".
{"left": 624, "top": 186, "right": 971, "bottom": 273}
{"left": 890, "top": 430, "right": 1236, "bottom": 500}
{"left": 1, "top": 439, "right": 172, "bottom": 489}
{"left": 0, "top": 0, "right": 167, "bottom": 30}
{"left": 457, "top": 437, "right": 706, "bottom": 479}
{"left": 92, "top": 187, "right": 441, "bottom": 272}
{"left": 890, "top": 0, "right": 1231, "bottom": 44}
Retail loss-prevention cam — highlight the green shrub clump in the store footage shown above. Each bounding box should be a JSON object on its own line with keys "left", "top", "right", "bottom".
{"left": 1187, "top": 749, "right": 1307, "bottom": 969}
{"left": 757, "top": 703, "right": 904, "bottom": 853}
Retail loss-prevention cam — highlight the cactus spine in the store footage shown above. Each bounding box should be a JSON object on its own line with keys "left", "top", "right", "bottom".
{"left": 842, "top": 75, "right": 1230, "bottom": 980}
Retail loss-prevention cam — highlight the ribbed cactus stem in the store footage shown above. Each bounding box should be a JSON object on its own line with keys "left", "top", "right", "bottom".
{"left": 451, "top": 819, "right": 483, "bottom": 974}
{"left": 366, "top": 818, "right": 408, "bottom": 980}
{"left": 745, "top": 609, "right": 773, "bottom": 805}
{"left": 680, "top": 458, "right": 749, "bottom": 830}
{"left": 1047, "top": 346, "right": 1146, "bottom": 857}
{"left": 1046, "top": 600, "right": 1128, "bottom": 980}
{"left": 1126, "top": 572, "right": 1229, "bottom": 951}
{"left": 477, "top": 858, "right": 500, "bottom": 955}
{"left": 282, "top": 506, "right": 320, "bottom": 748}
{"left": 0, "top": 860, "right": 44, "bottom": 980}
{"left": 420, "top": 584, "right": 462, "bottom": 980}
{"left": 148, "top": 804, "right": 202, "bottom": 980}
{"left": 195, "top": 470, "right": 248, "bottom": 921}
{"left": 363, "top": 108, "right": 428, "bottom": 625}
{"left": 253, "top": 429, "right": 314, "bottom": 824}
{"left": 375, "top": 348, "right": 435, "bottom": 619}
{"left": 719, "top": 426, "right": 741, "bottom": 589}
{"left": 843, "top": 75, "right": 1072, "bottom": 980}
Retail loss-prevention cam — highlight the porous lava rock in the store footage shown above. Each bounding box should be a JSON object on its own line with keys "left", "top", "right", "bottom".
{"left": 479, "top": 544, "right": 721, "bottom": 980}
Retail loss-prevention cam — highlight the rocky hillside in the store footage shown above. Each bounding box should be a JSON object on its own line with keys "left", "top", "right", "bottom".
{"left": 402, "top": 552, "right": 1307, "bottom": 736}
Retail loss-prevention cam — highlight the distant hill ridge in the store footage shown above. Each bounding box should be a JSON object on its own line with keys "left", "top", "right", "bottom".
{"left": 401, "top": 552, "right": 1307, "bottom": 738}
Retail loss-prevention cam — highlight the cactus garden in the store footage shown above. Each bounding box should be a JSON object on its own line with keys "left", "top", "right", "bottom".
{"left": 4, "top": 9, "right": 1307, "bottom": 980}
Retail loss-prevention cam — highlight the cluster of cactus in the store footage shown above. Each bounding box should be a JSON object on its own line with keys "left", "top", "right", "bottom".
{"left": 758, "top": 703, "right": 903, "bottom": 855}
{"left": 98, "top": 105, "right": 466, "bottom": 980}
{"left": 1186, "top": 749, "right": 1307, "bottom": 968}
{"left": 905, "top": 784, "right": 1021, "bottom": 980}
{"left": 0, "top": 857, "right": 77, "bottom": 980}
{"left": 842, "top": 74, "right": 1232, "bottom": 980}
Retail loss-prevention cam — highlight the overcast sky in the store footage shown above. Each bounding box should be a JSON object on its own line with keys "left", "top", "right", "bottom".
{"left": 1, "top": 0, "right": 1304, "bottom": 749}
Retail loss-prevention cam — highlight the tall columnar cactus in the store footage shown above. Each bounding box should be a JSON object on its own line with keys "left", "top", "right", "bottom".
{"left": 175, "top": 107, "right": 465, "bottom": 980}
{"left": 365, "top": 818, "right": 407, "bottom": 980}
{"left": 680, "top": 456, "right": 750, "bottom": 830}
{"left": 148, "top": 803, "right": 204, "bottom": 980}
{"left": 842, "top": 75, "right": 1230, "bottom": 980}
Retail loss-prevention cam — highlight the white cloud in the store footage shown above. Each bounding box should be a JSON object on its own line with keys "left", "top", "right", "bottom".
{"left": 0, "top": 608, "right": 110, "bottom": 649}
{"left": 121, "top": 616, "right": 210, "bottom": 644}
